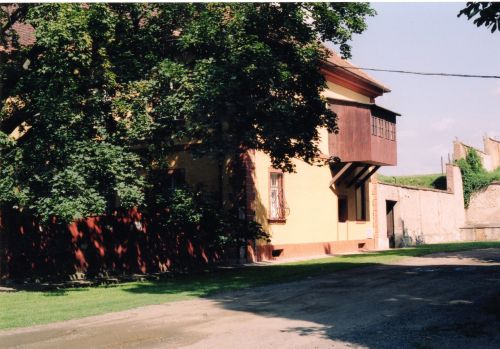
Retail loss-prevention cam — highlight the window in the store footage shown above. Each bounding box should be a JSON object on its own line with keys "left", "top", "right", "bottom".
{"left": 390, "top": 122, "right": 396, "bottom": 141}
{"left": 377, "top": 118, "right": 384, "bottom": 137}
{"left": 150, "top": 168, "right": 186, "bottom": 192}
{"left": 371, "top": 115, "right": 396, "bottom": 141}
{"left": 166, "top": 168, "right": 186, "bottom": 190}
{"left": 269, "top": 171, "right": 285, "bottom": 221}
{"left": 338, "top": 196, "right": 348, "bottom": 223}
{"left": 147, "top": 168, "right": 186, "bottom": 205}
{"left": 355, "top": 183, "right": 367, "bottom": 221}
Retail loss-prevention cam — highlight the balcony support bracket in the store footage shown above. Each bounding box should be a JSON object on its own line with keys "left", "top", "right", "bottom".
{"left": 355, "top": 165, "right": 381, "bottom": 188}
{"left": 329, "top": 162, "right": 353, "bottom": 187}
{"left": 347, "top": 165, "right": 371, "bottom": 188}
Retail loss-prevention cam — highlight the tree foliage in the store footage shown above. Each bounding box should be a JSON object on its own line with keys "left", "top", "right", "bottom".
{"left": 458, "top": 2, "right": 500, "bottom": 33}
{"left": 152, "top": 188, "right": 269, "bottom": 262}
{"left": 1, "top": 3, "right": 375, "bottom": 222}
{"left": 456, "top": 148, "right": 499, "bottom": 207}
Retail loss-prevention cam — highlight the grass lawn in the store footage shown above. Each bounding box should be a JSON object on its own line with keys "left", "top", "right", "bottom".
{"left": 377, "top": 173, "right": 447, "bottom": 190}
{"left": 2, "top": 241, "right": 500, "bottom": 330}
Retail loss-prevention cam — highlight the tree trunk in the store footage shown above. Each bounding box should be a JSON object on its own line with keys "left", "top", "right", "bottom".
{"left": 216, "top": 153, "right": 224, "bottom": 209}
{"left": 228, "top": 147, "right": 251, "bottom": 262}
{"left": 0, "top": 51, "right": 3, "bottom": 101}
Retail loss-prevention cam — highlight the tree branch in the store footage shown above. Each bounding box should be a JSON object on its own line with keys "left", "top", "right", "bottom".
{"left": 1, "top": 106, "right": 30, "bottom": 135}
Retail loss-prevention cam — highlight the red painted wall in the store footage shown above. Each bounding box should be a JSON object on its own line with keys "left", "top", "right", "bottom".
{"left": 0, "top": 208, "right": 224, "bottom": 280}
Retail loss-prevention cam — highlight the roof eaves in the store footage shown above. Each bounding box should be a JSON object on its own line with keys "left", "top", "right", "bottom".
{"left": 326, "top": 97, "right": 401, "bottom": 117}
{"left": 321, "top": 59, "right": 391, "bottom": 94}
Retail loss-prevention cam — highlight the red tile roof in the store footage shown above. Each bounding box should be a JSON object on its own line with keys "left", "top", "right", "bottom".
{"left": 323, "top": 49, "right": 391, "bottom": 93}
{"left": 9, "top": 22, "right": 35, "bottom": 46}
{"left": 1, "top": 5, "right": 35, "bottom": 51}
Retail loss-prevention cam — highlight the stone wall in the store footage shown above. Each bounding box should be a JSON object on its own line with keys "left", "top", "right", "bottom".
{"left": 376, "top": 164, "right": 465, "bottom": 248}
{"left": 466, "top": 182, "right": 500, "bottom": 226}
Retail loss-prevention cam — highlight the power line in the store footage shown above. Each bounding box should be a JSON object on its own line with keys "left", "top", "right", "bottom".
{"left": 334, "top": 65, "right": 500, "bottom": 79}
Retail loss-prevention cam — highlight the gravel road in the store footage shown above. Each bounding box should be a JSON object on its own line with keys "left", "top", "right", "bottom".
{"left": 2, "top": 248, "right": 500, "bottom": 349}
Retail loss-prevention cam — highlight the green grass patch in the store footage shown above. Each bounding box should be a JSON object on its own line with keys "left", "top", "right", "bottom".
{"left": 2, "top": 241, "right": 500, "bottom": 330}
{"left": 378, "top": 173, "right": 447, "bottom": 190}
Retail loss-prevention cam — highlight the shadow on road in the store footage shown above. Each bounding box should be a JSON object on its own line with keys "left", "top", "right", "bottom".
{"left": 125, "top": 249, "right": 500, "bottom": 349}
{"left": 208, "top": 266, "right": 500, "bottom": 348}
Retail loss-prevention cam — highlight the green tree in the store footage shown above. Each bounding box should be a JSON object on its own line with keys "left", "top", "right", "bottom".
{"left": 458, "top": 2, "right": 500, "bottom": 33}
{"left": 1, "top": 3, "right": 375, "bottom": 223}
{"left": 1, "top": 4, "right": 148, "bottom": 222}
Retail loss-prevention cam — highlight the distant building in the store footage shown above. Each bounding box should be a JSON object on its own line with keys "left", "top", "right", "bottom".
{"left": 453, "top": 136, "right": 500, "bottom": 172}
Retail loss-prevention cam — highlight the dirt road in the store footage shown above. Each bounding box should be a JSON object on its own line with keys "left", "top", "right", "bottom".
{"left": 2, "top": 249, "right": 500, "bottom": 349}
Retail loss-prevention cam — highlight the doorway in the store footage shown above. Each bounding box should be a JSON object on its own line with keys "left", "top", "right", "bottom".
{"left": 338, "top": 196, "right": 348, "bottom": 241}
{"left": 386, "top": 200, "right": 397, "bottom": 248}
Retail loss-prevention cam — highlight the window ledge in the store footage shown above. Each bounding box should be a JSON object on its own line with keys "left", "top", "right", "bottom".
{"left": 268, "top": 218, "right": 287, "bottom": 224}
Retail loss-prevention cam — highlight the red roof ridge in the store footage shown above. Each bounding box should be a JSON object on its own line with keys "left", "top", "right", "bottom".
{"left": 322, "top": 48, "right": 391, "bottom": 93}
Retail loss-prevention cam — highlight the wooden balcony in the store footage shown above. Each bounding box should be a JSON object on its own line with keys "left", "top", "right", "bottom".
{"left": 328, "top": 98, "right": 400, "bottom": 166}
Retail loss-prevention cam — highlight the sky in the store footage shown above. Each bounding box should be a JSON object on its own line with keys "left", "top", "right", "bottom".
{"left": 344, "top": 2, "right": 500, "bottom": 176}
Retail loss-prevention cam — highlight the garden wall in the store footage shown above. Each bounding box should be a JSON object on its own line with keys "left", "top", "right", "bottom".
{"left": 376, "top": 164, "right": 465, "bottom": 247}
{"left": 465, "top": 181, "right": 500, "bottom": 226}
{"left": 0, "top": 208, "right": 223, "bottom": 281}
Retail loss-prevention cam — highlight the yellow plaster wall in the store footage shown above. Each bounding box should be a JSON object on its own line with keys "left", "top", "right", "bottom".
{"left": 317, "top": 127, "right": 330, "bottom": 156}
{"left": 165, "top": 151, "right": 233, "bottom": 201}
{"left": 163, "top": 149, "right": 374, "bottom": 247}
{"left": 166, "top": 152, "right": 219, "bottom": 191}
{"left": 253, "top": 151, "right": 374, "bottom": 245}
{"left": 323, "top": 81, "right": 371, "bottom": 104}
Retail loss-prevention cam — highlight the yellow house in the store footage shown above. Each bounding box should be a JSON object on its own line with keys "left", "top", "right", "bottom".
{"left": 2, "top": 6, "right": 400, "bottom": 263}
{"left": 168, "top": 51, "right": 400, "bottom": 261}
